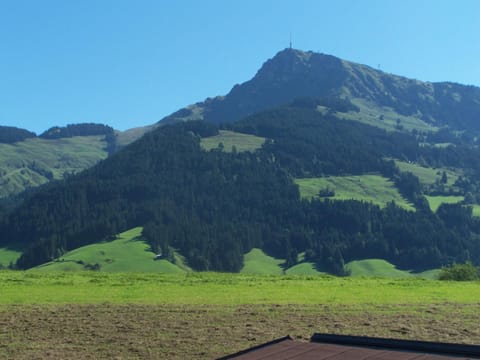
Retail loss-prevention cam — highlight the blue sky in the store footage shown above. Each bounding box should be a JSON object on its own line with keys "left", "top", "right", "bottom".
{"left": 1, "top": 0, "right": 479, "bottom": 134}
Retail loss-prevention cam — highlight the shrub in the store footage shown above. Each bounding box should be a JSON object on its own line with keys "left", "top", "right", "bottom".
{"left": 438, "top": 261, "right": 479, "bottom": 281}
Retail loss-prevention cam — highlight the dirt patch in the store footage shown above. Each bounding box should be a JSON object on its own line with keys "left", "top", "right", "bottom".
{"left": 0, "top": 303, "right": 479, "bottom": 359}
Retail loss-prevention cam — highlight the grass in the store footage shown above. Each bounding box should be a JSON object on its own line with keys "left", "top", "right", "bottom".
{"left": 346, "top": 259, "right": 413, "bottom": 278}
{"left": 295, "top": 175, "right": 415, "bottom": 211}
{"left": 0, "top": 247, "right": 22, "bottom": 267}
{"left": 241, "top": 248, "right": 285, "bottom": 275}
{"left": 0, "top": 136, "right": 108, "bottom": 198}
{"left": 471, "top": 204, "right": 480, "bottom": 217}
{"left": 395, "top": 160, "right": 461, "bottom": 188}
{"left": 115, "top": 125, "right": 155, "bottom": 148}
{"left": 345, "top": 259, "right": 439, "bottom": 279}
{"left": 0, "top": 271, "right": 479, "bottom": 305}
{"left": 200, "top": 130, "right": 265, "bottom": 152}
{"left": 28, "top": 227, "right": 441, "bottom": 277}
{"left": 33, "top": 227, "right": 185, "bottom": 273}
{"left": 340, "top": 98, "right": 437, "bottom": 133}
{"left": 425, "top": 195, "right": 464, "bottom": 212}
{"left": 285, "top": 262, "right": 323, "bottom": 275}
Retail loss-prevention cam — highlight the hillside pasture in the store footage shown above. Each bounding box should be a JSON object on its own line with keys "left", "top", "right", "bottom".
{"left": 295, "top": 175, "right": 415, "bottom": 211}
{"left": 395, "top": 160, "right": 461, "bottom": 188}
{"left": 0, "top": 247, "right": 22, "bottom": 267}
{"left": 341, "top": 98, "right": 437, "bottom": 133}
{"left": 241, "top": 248, "right": 285, "bottom": 275}
{"left": 33, "top": 227, "right": 185, "bottom": 273}
{"left": 425, "top": 195, "right": 464, "bottom": 212}
{"left": 285, "top": 262, "right": 323, "bottom": 275}
{"left": 200, "top": 130, "right": 265, "bottom": 152}
{"left": 471, "top": 204, "right": 480, "bottom": 217}
{"left": 346, "top": 259, "right": 413, "bottom": 278}
{"left": 0, "top": 135, "right": 108, "bottom": 197}
{"left": 345, "top": 259, "right": 439, "bottom": 279}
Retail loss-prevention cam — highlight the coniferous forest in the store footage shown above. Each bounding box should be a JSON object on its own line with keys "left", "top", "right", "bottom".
{"left": 2, "top": 104, "right": 480, "bottom": 274}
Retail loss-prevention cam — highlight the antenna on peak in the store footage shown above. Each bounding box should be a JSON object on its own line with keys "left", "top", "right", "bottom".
{"left": 289, "top": 33, "right": 292, "bottom": 49}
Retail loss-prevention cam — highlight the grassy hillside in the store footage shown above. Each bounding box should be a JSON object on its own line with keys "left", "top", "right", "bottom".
{"left": 425, "top": 195, "right": 464, "bottom": 212}
{"left": 295, "top": 175, "right": 415, "bottom": 211}
{"left": 285, "top": 262, "right": 323, "bottom": 275}
{"left": 0, "top": 247, "right": 22, "bottom": 267}
{"left": 241, "top": 249, "right": 324, "bottom": 275}
{"left": 471, "top": 205, "right": 480, "bottom": 217}
{"left": 34, "top": 227, "right": 186, "bottom": 273}
{"left": 342, "top": 98, "right": 437, "bottom": 133}
{"left": 395, "top": 160, "right": 461, "bottom": 188}
{"left": 200, "top": 130, "right": 265, "bottom": 152}
{"left": 0, "top": 135, "right": 108, "bottom": 198}
{"left": 115, "top": 124, "right": 156, "bottom": 148}
{"left": 346, "top": 259, "right": 413, "bottom": 278}
{"left": 31, "top": 236, "right": 441, "bottom": 278}
{"left": 345, "top": 259, "right": 439, "bottom": 279}
{"left": 241, "top": 248, "right": 285, "bottom": 275}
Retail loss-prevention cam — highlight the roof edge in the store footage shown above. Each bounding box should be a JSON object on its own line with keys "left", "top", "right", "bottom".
{"left": 311, "top": 333, "right": 480, "bottom": 358}
{"left": 216, "top": 336, "right": 293, "bottom": 360}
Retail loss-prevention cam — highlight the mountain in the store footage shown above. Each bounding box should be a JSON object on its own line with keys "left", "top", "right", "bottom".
{"left": 5, "top": 49, "right": 480, "bottom": 199}
{"left": 3, "top": 48, "right": 480, "bottom": 274}
{"left": 160, "top": 48, "right": 480, "bottom": 134}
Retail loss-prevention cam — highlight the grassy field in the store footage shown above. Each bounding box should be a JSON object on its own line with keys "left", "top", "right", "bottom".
{"left": 1, "top": 271, "right": 479, "bottom": 306}
{"left": 34, "top": 227, "right": 186, "bottom": 273}
{"left": 0, "top": 271, "right": 479, "bottom": 358}
{"left": 295, "top": 175, "right": 415, "bottom": 211}
{"left": 345, "top": 259, "right": 439, "bottom": 279}
{"left": 425, "top": 195, "right": 464, "bottom": 212}
{"left": 200, "top": 130, "right": 265, "bottom": 152}
{"left": 395, "top": 160, "right": 461, "bottom": 188}
{"left": 0, "top": 135, "right": 108, "bottom": 198}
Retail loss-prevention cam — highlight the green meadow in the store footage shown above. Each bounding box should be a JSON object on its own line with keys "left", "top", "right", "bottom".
{"left": 0, "top": 135, "right": 108, "bottom": 197}
{"left": 471, "top": 204, "right": 480, "bottom": 217}
{"left": 200, "top": 130, "right": 265, "bottom": 152}
{"left": 295, "top": 175, "right": 415, "bottom": 211}
{"left": 341, "top": 98, "right": 437, "bottom": 133}
{"left": 34, "top": 227, "right": 186, "bottom": 273}
{"left": 241, "top": 248, "right": 285, "bottom": 275}
{"left": 0, "top": 247, "right": 22, "bottom": 267}
{"left": 13, "top": 229, "right": 439, "bottom": 278}
{"left": 395, "top": 160, "right": 461, "bottom": 188}
{"left": 425, "top": 195, "right": 464, "bottom": 212}
{"left": 0, "top": 271, "right": 478, "bottom": 306}
{"left": 346, "top": 259, "right": 440, "bottom": 279}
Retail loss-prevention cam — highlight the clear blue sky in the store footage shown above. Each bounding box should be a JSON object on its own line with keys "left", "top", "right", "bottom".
{"left": 1, "top": 0, "right": 479, "bottom": 134}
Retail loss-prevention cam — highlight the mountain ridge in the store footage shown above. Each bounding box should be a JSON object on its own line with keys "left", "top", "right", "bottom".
{"left": 159, "top": 48, "right": 480, "bottom": 133}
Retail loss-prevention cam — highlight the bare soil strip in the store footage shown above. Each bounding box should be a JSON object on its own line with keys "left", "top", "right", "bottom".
{"left": 0, "top": 303, "right": 479, "bottom": 359}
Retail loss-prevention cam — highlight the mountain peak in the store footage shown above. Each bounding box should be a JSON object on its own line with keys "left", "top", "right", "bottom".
{"left": 157, "top": 48, "right": 480, "bottom": 132}
{"left": 254, "top": 47, "right": 345, "bottom": 83}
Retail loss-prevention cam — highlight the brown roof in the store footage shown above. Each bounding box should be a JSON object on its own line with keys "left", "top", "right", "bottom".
{"left": 219, "top": 334, "right": 480, "bottom": 360}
